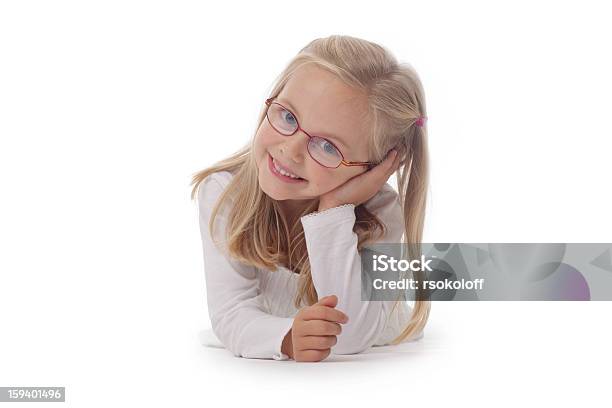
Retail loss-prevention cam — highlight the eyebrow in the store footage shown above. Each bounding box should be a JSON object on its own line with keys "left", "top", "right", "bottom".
{"left": 277, "top": 97, "right": 349, "bottom": 149}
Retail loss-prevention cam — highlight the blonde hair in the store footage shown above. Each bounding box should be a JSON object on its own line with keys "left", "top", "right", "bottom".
{"left": 190, "top": 34, "right": 430, "bottom": 345}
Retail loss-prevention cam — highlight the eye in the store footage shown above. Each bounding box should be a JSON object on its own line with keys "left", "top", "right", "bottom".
{"left": 280, "top": 109, "right": 297, "bottom": 126}
{"left": 321, "top": 140, "right": 340, "bottom": 156}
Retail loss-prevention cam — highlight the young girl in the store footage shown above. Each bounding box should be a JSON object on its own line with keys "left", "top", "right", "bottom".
{"left": 191, "top": 35, "right": 430, "bottom": 362}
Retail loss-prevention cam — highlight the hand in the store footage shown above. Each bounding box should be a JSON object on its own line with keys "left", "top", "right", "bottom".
{"left": 281, "top": 295, "right": 349, "bottom": 362}
{"left": 318, "top": 149, "right": 401, "bottom": 211}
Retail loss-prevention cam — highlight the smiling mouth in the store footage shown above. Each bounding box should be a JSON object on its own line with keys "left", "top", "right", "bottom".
{"left": 268, "top": 153, "right": 307, "bottom": 181}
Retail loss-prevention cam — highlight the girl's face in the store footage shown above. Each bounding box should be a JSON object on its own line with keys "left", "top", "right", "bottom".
{"left": 254, "top": 64, "right": 372, "bottom": 204}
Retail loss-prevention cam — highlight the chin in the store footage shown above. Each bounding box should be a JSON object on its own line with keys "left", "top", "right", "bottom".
{"left": 258, "top": 173, "right": 283, "bottom": 200}
{"left": 260, "top": 185, "right": 282, "bottom": 200}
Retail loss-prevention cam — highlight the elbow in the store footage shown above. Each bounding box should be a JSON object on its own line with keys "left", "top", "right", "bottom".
{"left": 209, "top": 311, "right": 242, "bottom": 357}
{"left": 209, "top": 307, "right": 264, "bottom": 359}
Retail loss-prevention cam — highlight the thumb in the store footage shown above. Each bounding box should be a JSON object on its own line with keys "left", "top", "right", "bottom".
{"left": 316, "top": 294, "right": 338, "bottom": 308}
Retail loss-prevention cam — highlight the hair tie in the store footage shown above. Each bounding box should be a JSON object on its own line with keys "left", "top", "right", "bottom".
{"left": 415, "top": 116, "right": 427, "bottom": 127}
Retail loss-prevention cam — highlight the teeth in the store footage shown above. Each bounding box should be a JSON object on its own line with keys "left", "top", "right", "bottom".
{"left": 273, "top": 158, "right": 301, "bottom": 179}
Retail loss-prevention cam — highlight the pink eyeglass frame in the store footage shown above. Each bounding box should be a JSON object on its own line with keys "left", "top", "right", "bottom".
{"left": 265, "top": 97, "right": 374, "bottom": 168}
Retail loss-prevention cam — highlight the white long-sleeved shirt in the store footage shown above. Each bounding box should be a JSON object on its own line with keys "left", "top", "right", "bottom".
{"left": 197, "top": 170, "right": 423, "bottom": 360}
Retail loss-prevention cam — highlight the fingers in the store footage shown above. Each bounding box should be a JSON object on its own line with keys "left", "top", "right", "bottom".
{"left": 296, "top": 335, "right": 338, "bottom": 351}
{"left": 301, "top": 319, "right": 343, "bottom": 336}
{"left": 363, "top": 149, "right": 399, "bottom": 186}
{"left": 300, "top": 304, "right": 349, "bottom": 324}
{"left": 293, "top": 334, "right": 335, "bottom": 361}
{"left": 388, "top": 149, "right": 401, "bottom": 171}
{"left": 384, "top": 150, "right": 402, "bottom": 179}
{"left": 294, "top": 348, "right": 331, "bottom": 362}
{"left": 381, "top": 149, "right": 398, "bottom": 168}
{"left": 316, "top": 294, "right": 338, "bottom": 308}
{"left": 291, "top": 294, "right": 348, "bottom": 362}
{"left": 369, "top": 149, "right": 398, "bottom": 178}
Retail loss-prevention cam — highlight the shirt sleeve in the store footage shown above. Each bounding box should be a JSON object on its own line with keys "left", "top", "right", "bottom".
{"left": 299, "top": 184, "right": 407, "bottom": 354}
{"left": 197, "top": 173, "right": 294, "bottom": 360}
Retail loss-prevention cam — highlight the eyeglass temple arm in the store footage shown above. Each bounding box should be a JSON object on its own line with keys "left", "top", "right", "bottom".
{"left": 341, "top": 160, "right": 374, "bottom": 167}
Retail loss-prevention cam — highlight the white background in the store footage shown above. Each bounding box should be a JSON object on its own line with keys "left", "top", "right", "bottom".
{"left": 1, "top": 0, "right": 610, "bottom": 406}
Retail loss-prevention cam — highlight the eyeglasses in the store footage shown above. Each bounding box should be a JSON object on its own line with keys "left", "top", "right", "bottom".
{"left": 264, "top": 97, "right": 374, "bottom": 168}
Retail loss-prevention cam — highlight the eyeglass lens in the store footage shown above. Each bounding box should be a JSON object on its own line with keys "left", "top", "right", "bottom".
{"left": 267, "top": 103, "right": 343, "bottom": 168}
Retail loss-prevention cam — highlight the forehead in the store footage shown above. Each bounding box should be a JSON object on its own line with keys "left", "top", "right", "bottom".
{"left": 276, "top": 65, "right": 370, "bottom": 151}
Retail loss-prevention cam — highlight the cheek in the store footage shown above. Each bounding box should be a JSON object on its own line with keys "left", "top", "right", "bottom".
{"left": 253, "top": 127, "right": 277, "bottom": 159}
{"left": 306, "top": 169, "right": 346, "bottom": 193}
{"left": 315, "top": 168, "right": 363, "bottom": 193}
{"left": 258, "top": 127, "right": 277, "bottom": 146}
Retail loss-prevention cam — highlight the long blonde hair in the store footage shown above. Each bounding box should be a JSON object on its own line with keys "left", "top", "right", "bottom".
{"left": 190, "top": 34, "right": 430, "bottom": 345}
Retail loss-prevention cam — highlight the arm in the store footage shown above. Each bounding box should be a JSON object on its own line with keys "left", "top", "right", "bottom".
{"left": 197, "top": 173, "right": 294, "bottom": 360}
{"left": 300, "top": 184, "right": 405, "bottom": 355}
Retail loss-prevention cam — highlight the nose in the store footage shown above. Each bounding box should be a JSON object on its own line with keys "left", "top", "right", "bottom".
{"left": 279, "top": 130, "right": 308, "bottom": 163}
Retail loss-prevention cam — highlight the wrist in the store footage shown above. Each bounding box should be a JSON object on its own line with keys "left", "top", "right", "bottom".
{"left": 317, "top": 199, "right": 342, "bottom": 212}
{"left": 281, "top": 329, "right": 294, "bottom": 359}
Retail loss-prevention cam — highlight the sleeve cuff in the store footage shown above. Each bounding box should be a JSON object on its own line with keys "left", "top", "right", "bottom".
{"left": 272, "top": 317, "right": 295, "bottom": 361}
{"left": 300, "top": 203, "right": 356, "bottom": 230}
